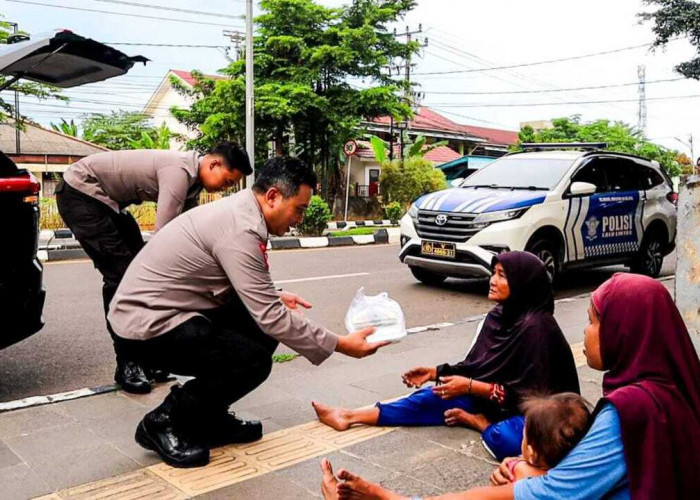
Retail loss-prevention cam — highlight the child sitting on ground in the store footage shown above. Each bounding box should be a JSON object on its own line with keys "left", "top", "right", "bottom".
{"left": 506, "top": 392, "right": 592, "bottom": 482}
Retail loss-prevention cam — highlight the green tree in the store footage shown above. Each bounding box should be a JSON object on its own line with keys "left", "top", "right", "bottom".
{"left": 379, "top": 156, "right": 447, "bottom": 206}
{"left": 641, "top": 0, "right": 700, "bottom": 79}
{"left": 129, "top": 123, "right": 174, "bottom": 149}
{"left": 50, "top": 118, "right": 78, "bottom": 137}
{"left": 81, "top": 111, "right": 162, "bottom": 150}
{"left": 171, "top": 0, "right": 418, "bottom": 202}
{"left": 0, "top": 18, "right": 65, "bottom": 126}
{"left": 514, "top": 116, "right": 682, "bottom": 176}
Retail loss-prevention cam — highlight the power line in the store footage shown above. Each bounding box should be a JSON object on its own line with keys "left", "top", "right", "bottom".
{"left": 105, "top": 42, "right": 227, "bottom": 49}
{"left": 423, "top": 77, "right": 687, "bottom": 95}
{"left": 6, "top": 0, "right": 243, "bottom": 28}
{"left": 90, "top": 0, "right": 243, "bottom": 18}
{"left": 422, "top": 30, "right": 640, "bottom": 116}
{"left": 413, "top": 39, "right": 679, "bottom": 76}
{"left": 429, "top": 108, "right": 515, "bottom": 129}
{"left": 425, "top": 94, "right": 700, "bottom": 108}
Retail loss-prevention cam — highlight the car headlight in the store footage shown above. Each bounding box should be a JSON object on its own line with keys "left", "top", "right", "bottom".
{"left": 472, "top": 207, "right": 529, "bottom": 225}
{"left": 408, "top": 203, "right": 418, "bottom": 221}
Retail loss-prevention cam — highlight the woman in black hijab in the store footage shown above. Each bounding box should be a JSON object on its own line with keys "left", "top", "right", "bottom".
{"left": 313, "top": 251, "right": 579, "bottom": 459}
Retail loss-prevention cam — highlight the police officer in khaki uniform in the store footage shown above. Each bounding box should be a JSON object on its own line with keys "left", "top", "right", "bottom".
{"left": 57, "top": 143, "right": 251, "bottom": 394}
{"left": 108, "top": 156, "right": 388, "bottom": 468}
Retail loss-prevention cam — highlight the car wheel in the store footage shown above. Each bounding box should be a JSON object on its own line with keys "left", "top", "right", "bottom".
{"left": 409, "top": 267, "right": 447, "bottom": 286}
{"left": 631, "top": 231, "right": 664, "bottom": 278}
{"left": 526, "top": 239, "right": 559, "bottom": 282}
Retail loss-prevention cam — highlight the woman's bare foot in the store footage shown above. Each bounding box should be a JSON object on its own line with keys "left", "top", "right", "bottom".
{"left": 320, "top": 458, "right": 340, "bottom": 500}
{"left": 337, "top": 469, "right": 405, "bottom": 500}
{"left": 444, "top": 408, "right": 490, "bottom": 432}
{"left": 313, "top": 401, "right": 352, "bottom": 431}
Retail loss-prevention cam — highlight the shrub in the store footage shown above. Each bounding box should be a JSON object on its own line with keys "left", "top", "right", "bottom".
{"left": 39, "top": 197, "right": 64, "bottom": 230}
{"left": 384, "top": 201, "right": 403, "bottom": 222}
{"left": 296, "top": 195, "right": 332, "bottom": 236}
{"left": 379, "top": 156, "right": 447, "bottom": 206}
{"left": 127, "top": 202, "right": 157, "bottom": 231}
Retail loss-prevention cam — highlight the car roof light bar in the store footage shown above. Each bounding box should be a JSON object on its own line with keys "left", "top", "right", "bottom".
{"left": 520, "top": 142, "right": 608, "bottom": 151}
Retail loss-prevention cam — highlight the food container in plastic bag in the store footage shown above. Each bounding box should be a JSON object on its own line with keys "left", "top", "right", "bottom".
{"left": 344, "top": 287, "right": 407, "bottom": 343}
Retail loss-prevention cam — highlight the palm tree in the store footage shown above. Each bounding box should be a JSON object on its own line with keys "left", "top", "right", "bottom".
{"left": 50, "top": 118, "right": 78, "bottom": 137}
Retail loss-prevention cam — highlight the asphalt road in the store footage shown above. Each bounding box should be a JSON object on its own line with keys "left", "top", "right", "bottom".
{"left": 0, "top": 244, "right": 675, "bottom": 402}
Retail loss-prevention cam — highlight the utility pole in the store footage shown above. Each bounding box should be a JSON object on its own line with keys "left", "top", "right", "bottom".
{"left": 637, "top": 65, "right": 647, "bottom": 137}
{"left": 7, "top": 22, "right": 20, "bottom": 154}
{"left": 223, "top": 29, "right": 245, "bottom": 61}
{"left": 391, "top": 25, "right": 427, "bottom": 159}
{"left": 245, "top": 0, "right": 255, "bottom": 185}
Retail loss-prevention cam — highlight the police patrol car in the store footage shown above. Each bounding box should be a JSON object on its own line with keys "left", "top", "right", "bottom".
{"left": 399, "top": 143, "right": 677, "bottom": 283}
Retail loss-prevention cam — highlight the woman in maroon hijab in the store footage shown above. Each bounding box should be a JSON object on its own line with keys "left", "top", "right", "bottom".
{"left": 319, "top": 273, "right": 700, "bottom": 499}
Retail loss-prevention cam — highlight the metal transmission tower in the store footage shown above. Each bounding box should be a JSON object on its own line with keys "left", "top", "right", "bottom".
{"left": 637, "top": 65, "right": 647, "bottom": 136}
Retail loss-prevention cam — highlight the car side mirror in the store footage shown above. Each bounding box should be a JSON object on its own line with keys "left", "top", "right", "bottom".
{"left": 569, "top": 181, "right": 597, "bottom": 196}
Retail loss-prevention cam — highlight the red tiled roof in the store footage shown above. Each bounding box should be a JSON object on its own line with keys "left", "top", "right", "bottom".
{"left": 354, "top": 140, "right": 460, "bottom": 165}
{"left": 459, "top": 124, "right": 519, "bottom": 146}
{"left": 372, "top": 107, "right": 518, "bottom": 146}
{"left": 170, "top": 69, "right": 225, "bottom": 86}
{"left": 373, "top": 107, "right": 467, "bottom": 135}
{"left": 424, "top": 145, "right": 462, "bottom": 163}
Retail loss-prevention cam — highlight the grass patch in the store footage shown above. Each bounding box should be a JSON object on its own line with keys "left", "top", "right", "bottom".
{"left": 272, "top": 353, "right": 299, "bottom": 363}
{"left": 329, "top": 227, "right": 391, "bottom": 237}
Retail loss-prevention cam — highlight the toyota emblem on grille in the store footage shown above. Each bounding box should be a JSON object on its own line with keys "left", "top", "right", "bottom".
{"left": 435, "top": 214, "right": 448, "bottom": 226}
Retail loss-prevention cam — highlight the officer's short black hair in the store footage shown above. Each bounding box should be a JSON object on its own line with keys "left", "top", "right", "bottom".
{"left": 209, "top": 142, "right": 252, "bottom": 175}
{"left": 252, "top": 156, "right": 317, "bottom": 197}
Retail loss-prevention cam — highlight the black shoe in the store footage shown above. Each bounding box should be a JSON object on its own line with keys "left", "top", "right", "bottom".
{"left": 205, "top": 413, "right": 263, "bottom": 448}
{"left": 145, "top": 367, "right": 171, "bottom": 383}
{"left": 135, "top": 397, "right": 210, "bottom": 468}
{"left": 115, "top": 361, "right": 151, "bottom": 394}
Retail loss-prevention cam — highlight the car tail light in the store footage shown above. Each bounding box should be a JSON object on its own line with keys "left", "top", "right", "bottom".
{"left": 0, "top": 173, "right": 40, "bottom": 202}
{"left": 666, "top": 192, "right": 678, "bottom": 206}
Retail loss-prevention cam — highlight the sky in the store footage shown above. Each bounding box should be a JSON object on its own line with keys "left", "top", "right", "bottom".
{"left": 1, "top": 0, "right": 699, "bottom": 158}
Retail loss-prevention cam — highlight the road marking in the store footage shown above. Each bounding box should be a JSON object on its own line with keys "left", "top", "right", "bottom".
{"left": 3, "top": 292, "right": 595, "bottom": 414}
{"left": 275, "top": 272, "right": 370, "bottom": 284}
{"left": 0, "top": 384, "right": 117, "bottom": 413}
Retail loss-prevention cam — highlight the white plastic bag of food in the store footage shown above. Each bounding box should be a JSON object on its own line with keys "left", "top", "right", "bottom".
{"left": 344, "top": 287, "right": 407, "bottom": 343}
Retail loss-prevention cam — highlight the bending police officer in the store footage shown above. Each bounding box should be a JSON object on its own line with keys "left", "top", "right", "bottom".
{"left": 56, "top": 143, "right": 251, "bottom": 394}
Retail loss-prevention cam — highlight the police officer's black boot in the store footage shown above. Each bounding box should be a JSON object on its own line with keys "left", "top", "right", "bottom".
{"left": 135, "top": 386, "right": 209, "bottom": 468}
{"left": 144, "top": 366, "right": 171, "bottom": 383}
{"left": 204, "top": 412, "right": 263, "bottom": 448}
{"left": 114, "top": 360, "right": 151, "bottom": 394}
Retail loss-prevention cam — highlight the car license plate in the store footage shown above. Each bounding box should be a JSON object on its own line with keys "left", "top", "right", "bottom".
{"left": 421, "top": 240, "right": 456, "bottom": 258}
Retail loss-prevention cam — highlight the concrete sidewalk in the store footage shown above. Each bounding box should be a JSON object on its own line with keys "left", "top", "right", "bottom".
{"left": 0, "top": 280, "right": 635, "bottom": 499}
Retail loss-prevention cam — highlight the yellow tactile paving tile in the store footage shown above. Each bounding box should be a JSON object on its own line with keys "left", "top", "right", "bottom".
{"left": 147, "top": 448, "right": 266, "bottom": 496}
{"left": 226, "top": 428, "right": 335, "bottom": 471}
{"left": 295, "top": 420, "right": 395, "bottom": 448}
{"left": 37, "top": 470, "right": 185, "bottom": 500}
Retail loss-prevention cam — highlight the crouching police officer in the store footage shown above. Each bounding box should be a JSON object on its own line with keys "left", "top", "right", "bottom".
{"left": 107, "top": 156, "right": 388, "bottom": 468}
{"left": 56, "top": 143, "right": 251, "bottom": 394}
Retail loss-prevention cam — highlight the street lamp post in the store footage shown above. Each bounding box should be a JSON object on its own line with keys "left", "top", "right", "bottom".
{"left": 245, "top": 0, "right": 255, "bottom": 185}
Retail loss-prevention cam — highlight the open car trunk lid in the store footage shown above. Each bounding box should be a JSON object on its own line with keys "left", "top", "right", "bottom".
{"left": 0, "top": 29, "right": 148, "bottom": 89}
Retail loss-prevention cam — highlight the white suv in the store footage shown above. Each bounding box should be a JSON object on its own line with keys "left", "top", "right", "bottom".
{"left": 399, "top": 145, "right": 677, "bottom": 283}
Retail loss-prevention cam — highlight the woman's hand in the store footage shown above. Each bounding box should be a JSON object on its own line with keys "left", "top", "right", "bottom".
{"left": 490, "top": 457, "right": 516, "bottom": 486}
{"left": 432, "top": 375, "right": 470, "bottom": 399}
{"left": 401, "top": 366, "right": 436, "bottom": 388}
